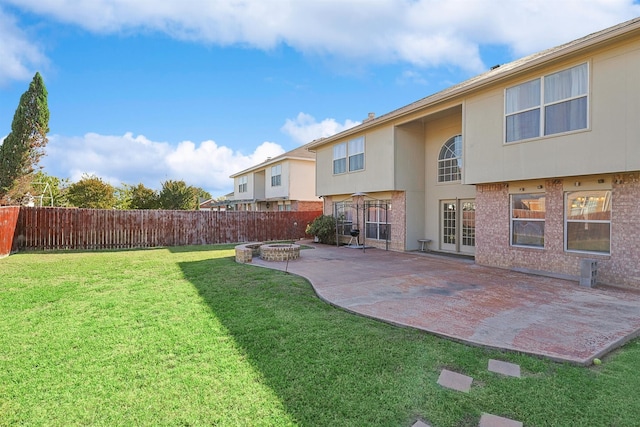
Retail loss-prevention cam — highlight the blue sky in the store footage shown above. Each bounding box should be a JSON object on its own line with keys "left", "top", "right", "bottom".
{"left": 1, "top": 1, "right": 639, "bottom": 197}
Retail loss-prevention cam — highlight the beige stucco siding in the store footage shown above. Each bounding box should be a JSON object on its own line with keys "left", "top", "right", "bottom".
{"left": 395, "top": 121, "right": 426, "bottom": 249}
{"left": 315, "top": 127, "right": 395, "bottom": 196}
{"left": 254, "top": 171, "right": 265, "bottom": 199}
{"left": 288, "top": 160, "right": 318, "bottom": 200}
{"left": 232, "top": 172, "right": 256, "bottom": 200}
{"left": 265, "top": 162, "right": 287, "bottom": 199}
{"left": 423, "top": 109, "right": 475, "bottom": 248}
{"left": 464, "top": 41, "right": 640, "bottom": 184}
{"left": 395, "top": 121, "right": 426, "bottom": 192}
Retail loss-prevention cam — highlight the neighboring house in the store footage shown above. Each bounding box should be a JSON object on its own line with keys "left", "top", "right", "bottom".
{"left": 229, "top": 142, "right": 323, "bottom": 212}
{"left": 308, "top": 18, "right": 640, "bottom": 288}
{"left": 198, "top": 198, "right": 218, "bottom": 211}
{"left": 199, "top": 192, "right": 234, "bottom": 211}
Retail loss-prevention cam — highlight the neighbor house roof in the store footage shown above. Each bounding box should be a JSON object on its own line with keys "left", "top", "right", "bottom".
{"left": 307, "top": 17, "right": 640, "bottom": 151}
{"left": 229, "top": 141, "right": 317, "bottom": 178}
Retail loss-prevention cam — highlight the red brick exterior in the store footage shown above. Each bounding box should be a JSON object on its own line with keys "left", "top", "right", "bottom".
{"left": 293, "top": 200, "right": 324, "bottom": 212}
{"left": 476, "top": 174, "right": 640, "bottom": 288}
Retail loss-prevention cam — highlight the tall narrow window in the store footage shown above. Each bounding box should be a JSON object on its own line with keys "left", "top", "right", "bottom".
{"left": 333, "top": 143, "right": 346, "bottom": 174}
{"left": 438, "top": 135, "right": 462, "bottom": 182}
{"left": 365, "top": 201, "right": 391, "bottom": 240}
{"left": 348, "top": 137, "right": 365, "bottom": 171}
{"left": 506, "top": 80, "right": 541, "bottom": 142}
{"left": 238, "top": 176, "right": 248, "bottom": 193}
{"left": 461, "top": 201, "right": 476, "bottom": 247}
{"left": 271, "top": 164, "right": 281, "bottom": 187}
{"left": 511, "top": 193, "right": 545, "bottom": 247}
{"left": 565, "top": 190, "right": 611, "bottom": 254}
{"left": 544, "top": 64, "right": 588, "bottom": 135}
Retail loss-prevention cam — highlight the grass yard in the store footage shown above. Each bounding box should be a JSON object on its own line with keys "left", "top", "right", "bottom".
{"left": 1, "top": 245, "right": 640, "bottom": 426}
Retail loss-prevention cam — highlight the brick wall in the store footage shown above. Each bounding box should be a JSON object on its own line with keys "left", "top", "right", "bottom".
{"left": 608, "top": 173, "right": 640, "bottom": 286}
{"left": 476, "top": 174, "right": 640, "bottom": 288}
{"left": 294, "top": 200, "right": 324, "bottom": 212}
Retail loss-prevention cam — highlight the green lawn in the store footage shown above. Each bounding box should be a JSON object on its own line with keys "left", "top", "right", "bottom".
{"left": 1, "top": 245, "right": 639, "bottom": 426}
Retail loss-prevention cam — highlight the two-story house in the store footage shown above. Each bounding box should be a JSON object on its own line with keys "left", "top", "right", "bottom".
{"left": 308, "top": 17, "right": 640, "bottom": 288}
{"left": 229, "top": 143, "right": 322, "bottom": 212}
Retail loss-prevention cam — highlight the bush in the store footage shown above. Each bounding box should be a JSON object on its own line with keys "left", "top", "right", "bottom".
{"left": 306, "top": 215, "right": 336, "bottom": 244}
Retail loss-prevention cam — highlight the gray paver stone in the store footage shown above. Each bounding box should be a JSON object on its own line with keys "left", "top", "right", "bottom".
{"left": 479, "top": 413, "right": 523, "bottom": 427}
{"left": 437, "top": 369, "right": 473, "bottom": 392}
{"left": 411, "top": 420, "right": 431, "bottom": 427}
{"left": 488, "top": 359, "right": 521, "bottom": 378}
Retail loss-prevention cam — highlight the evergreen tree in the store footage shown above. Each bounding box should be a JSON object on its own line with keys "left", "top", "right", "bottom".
{"left": 0, "top": 73, "right": 50, "bottom": 203}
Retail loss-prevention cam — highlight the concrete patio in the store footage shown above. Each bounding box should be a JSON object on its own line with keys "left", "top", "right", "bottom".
{"left": 251, "top": 241, "right": 640, "bottom": 365}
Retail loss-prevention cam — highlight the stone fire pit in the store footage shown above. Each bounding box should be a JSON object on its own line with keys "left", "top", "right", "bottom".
{"left": 235, "top": 242, "right": 300, "bottom": 263}
{"left": 259, "top": 243, "right": 300, "bottom": 261}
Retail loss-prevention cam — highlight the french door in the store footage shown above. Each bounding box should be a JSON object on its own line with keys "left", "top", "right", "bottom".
{"left": 440, "top": 199, "right": 476, "bottom": 254}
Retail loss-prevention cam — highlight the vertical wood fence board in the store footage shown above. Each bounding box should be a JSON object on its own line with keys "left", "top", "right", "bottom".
{"left": 0, "top": 207, "right": 20, "bottom": 256}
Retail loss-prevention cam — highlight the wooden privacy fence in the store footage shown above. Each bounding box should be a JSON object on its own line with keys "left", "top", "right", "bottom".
{"left": 0, "top": 206, "right": 20, "bottom": 257}
{"left": 3, "top": 207, "right": 322, "bottom": 253}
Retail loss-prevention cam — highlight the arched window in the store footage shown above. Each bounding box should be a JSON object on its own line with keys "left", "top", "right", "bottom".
{"left": 438, "top": 135, "right": 462, "bottom": 182}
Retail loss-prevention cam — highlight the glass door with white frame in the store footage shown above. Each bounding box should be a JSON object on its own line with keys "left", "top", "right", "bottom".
{"left": 440, "top": 199, "right": 476, "bottom": 254}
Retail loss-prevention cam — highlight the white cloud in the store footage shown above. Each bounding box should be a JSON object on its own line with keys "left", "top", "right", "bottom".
{"left": 0, "top": 7, "right": 48, "bottom": 86}
{"left": 2, "top": 0, "right": 639, "bottom": 82}
{"left": 281, "top": 112, "right": 360, "bottom": 145}
{"left": 37, "top": 112, "right": 358, "bottom": 193}
{"left": 40, "top": 132, "right": 285, "bottom": 195}
{"left": 396, "top": 70, "right": 428, "bottom": 86}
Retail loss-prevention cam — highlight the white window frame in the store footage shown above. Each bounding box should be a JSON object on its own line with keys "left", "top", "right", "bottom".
{"left": 505, "top": 63, "right": 588, "bottom": 143}
{"left": 332, "top": 136, "right": 365, "bottom": 175}
{"left": 271, "top": 164, "right": 282, "bottom": 187}
{"left": 238, "top": 176, "right": 248, "bottom": 193}
{"left": 437, "top": 135, "right": 462, "bottom": 183}
{"left": 348, "top": 137, "right": 365, "bottom": 172}
{"left": 333, "top": 143, "right": 347, "bottom": 175}
{"left": 365, "top": 201, "right": 391, "bottom": 240}
{"left": 510, "top": 193, "right": 546, "bottom": 248}
{"left": 565, "top": 190, "right": 611, "bottom": 254}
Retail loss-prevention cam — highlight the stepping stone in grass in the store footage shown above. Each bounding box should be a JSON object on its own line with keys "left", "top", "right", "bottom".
{"left": 437, "top": 369, "right": 473, "bottom": 392}
{"left": 488, "top": 359, "right": 521, "bottom": 378}
{"left": 411, "top": 420, "right": 431, "bottom": 427}
{"left": 479, "top": 413, "right": 523, "bottom": 427}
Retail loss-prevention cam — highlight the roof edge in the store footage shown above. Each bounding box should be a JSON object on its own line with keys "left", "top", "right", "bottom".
{"left": 307, "top": 17, "right": 640, "bottom": 151}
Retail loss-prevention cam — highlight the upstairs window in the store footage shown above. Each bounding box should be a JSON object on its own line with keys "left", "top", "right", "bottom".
{"left": 348, "top": 137, "right": 365, "bottom": 172}
{"left": 333, "top": 136, "right": 365, "bottom": 174}
{"left": 506, "top": 63, "right": 588, "bottom": 143}
{"left": 438, "top": 135, "right": 462, "bottom": 182}
{"left": 333, "top": 143, "right": 346, "bottom": 174}
{"left": 238, "top": 176, "right": 247, "bottom": 193}
{"left": 271, "top": 164, "right": 282, "bottom": 187}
